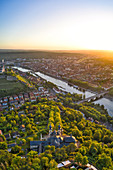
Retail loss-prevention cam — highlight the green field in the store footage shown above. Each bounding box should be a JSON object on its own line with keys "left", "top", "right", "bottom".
{"left": 0, "top": 78, "right": 28, "bottom": 97}
{"left": 0, "top": 79, "right": 24, "bottom": 90}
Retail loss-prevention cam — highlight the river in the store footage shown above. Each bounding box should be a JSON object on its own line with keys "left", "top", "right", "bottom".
{"left": 13, "top": 66, "right": 113, "bottom": 117}
{"left": 36, "top": 72, "right": 95, "bottom": 98}
{"left": 94, "top": 98, "right": 113, "bottom": 117}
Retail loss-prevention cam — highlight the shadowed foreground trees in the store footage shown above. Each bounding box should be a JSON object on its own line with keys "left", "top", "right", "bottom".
{"left": 0, "top": 100, "right": 113, "bottom": 169}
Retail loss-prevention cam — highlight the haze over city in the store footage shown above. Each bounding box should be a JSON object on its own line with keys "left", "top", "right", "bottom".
{"left": 0, "top": 0, "right": 113, "bottom": 51}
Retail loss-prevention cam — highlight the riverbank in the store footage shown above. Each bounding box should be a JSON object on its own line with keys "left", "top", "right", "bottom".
{"left": 15, "top": 65, "right": 107, "bottom": 95}
{"left": 104, "top": 94, "right": 113, "bottom": 101}
{"left": 35, "top": 69, "right": 100, "bottom": 94}
{"left": 35, "top": 70, "right": 113, "bottom": 100}
{"left": 13, "top": 66, "right": 113, "bottom": 117}
{"left": 13, "top": 66, "right": 110, "bottom": 99}
{"left": 36, "top": 70, "right": 113, "bottom": 100}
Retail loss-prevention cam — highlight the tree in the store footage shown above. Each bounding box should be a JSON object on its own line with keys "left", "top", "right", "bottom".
{"left": 0, "top": 142, "right": 7, "bottom": 150}
{"left": 12, "top": 156, "right": 22, "bottom": 165}
{"left": 22, "top": 139, "right": 26, "bottom": 145}
{"left": 66, "top": 143, "right": 76, "bottom": 153}
{"left": 75, "top": 152, "right": 83, "bottom": 165}
{"left": 0, "top": 135, "right": 6, "bottom": 142}
{"left": 96, "top": 153, "right": 112, "bottom": 170}
{"left": 41, "top": 157, "right": 49, "bottom": 169}
{"left": 94, "top": 130, "right": 102, "bottom": 142}
{"left": 32, "top": 158, "right": 40, "bottom": 164}
{"left": 45, "top": 153, "right": 52, "bottom": 161}
{"left": 82, "top": 156, "right": 88, "bottom": 166}
{"left": 103, "top": 135, "right": 111, "bottom": 144}
{"left": 79, "top": 147, "right": 86, "bottom": 156}
{"left": 51, "top": 145, "right": 55, "bottom": 153}
{"left": 26, "top": 123, "right": 32, "bottom": 130}
{"left": 45, "top": 145, "right": 51, "bottom": 151}
{"left": 83, "top": 129, "right": 92, "bottom": 137}
{"left": 26, "top": 137, "right": 33, "bottom": 144}
{"left": 49, "top": 159, "right": 57, "bottom": 169}
{"left": 11, "top": 145, "right": 21, "bottom": 154}
{"left": 27, "top": 151, "right": 38, "bottom": 158}
{"left": 72, "top": 128, "right": 82, "bottom": 137}
{"left": 55, "top": 153, "right": 63, "bottom": 162}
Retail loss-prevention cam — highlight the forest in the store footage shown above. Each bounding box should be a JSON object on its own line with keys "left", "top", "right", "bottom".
{"left": 0, "top": 98, "right": 113, "bottom": 169}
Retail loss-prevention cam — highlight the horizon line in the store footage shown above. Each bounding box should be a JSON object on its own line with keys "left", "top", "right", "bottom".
{"left": 0, "top": 48, "right": 113, "bottom": 52}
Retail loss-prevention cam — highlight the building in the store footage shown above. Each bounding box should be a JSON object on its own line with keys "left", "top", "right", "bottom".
{"left": 7, "top": 143, "right": 17, "bottom": 152}
{"left": 57, "top": 160, "right": 71, "bottom": 168}
{"left": 30, "top": 124, "right": 77, "bottom": 153}
{"left": 0, "top": 130, "right": 3, "bottom": 135}
{"left": 5, "top": 133, "right": 11, "bottom": 140}
{"left": 12, "top": 131, "right": 20, "bottom": 139}
{"left": 0, "top": 59, "right": 5, "bottom": 74}
{"left": 20, "top": 125, "right": 25, "bottom": 132}
{"left": 85, "top": 164, "right": 98, "bottom": 170}
{"left": 7, "top": 76, "right": 17, "bottom": 81}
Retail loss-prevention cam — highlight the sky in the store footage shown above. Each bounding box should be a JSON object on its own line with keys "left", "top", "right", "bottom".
{"left": 0, "top": 0, "right": 113, "bottom": 51}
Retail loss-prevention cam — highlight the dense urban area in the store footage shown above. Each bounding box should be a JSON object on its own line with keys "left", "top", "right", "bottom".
{"left": 0, "top": 50, "right": 113, "bottom": 170}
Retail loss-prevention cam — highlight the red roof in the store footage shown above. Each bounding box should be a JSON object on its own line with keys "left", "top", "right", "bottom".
{"left": 0, "top": 108, "right": 3, "bottom": 111}
{"left": 35, "top": 93, "right": 39, "bottom": 96}
{"left": 15, "top": 98, "right": 19, "bottom": 101}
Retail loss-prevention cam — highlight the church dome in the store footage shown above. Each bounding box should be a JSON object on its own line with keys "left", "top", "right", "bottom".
{"left": 58, "top": 124, "right": 61, "bottom": 130}
{"left": 49, "top": 124, "right": 52, "bottom": 130}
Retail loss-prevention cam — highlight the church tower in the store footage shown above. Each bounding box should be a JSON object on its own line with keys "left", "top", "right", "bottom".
{"left": 2, "top": 65, "right": 5, "bottom": 73}
{"left": 2, "top": 59, "right": 5, "bottom": 73}
{"left": 58, "top": 124, "right": 62, "bottom": 135}
{"left": 49, "top": 124, "right": 52, "bottom": 136}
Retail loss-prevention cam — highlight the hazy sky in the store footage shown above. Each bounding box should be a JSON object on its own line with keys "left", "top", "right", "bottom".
{"left": 0, "top": 0, "right": 113, "bottom": 50}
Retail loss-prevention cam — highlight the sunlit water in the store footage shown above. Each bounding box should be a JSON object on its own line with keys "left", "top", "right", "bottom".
{"left": 36, "top": 72, "right": 95, "bottom": 98}
{"left": 94, "top": 98, "right": 113, "bottom": 117}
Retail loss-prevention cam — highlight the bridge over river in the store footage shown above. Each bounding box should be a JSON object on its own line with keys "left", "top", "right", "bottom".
{"left": 77, "top": 91, "right": 108, "bottom": 104}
